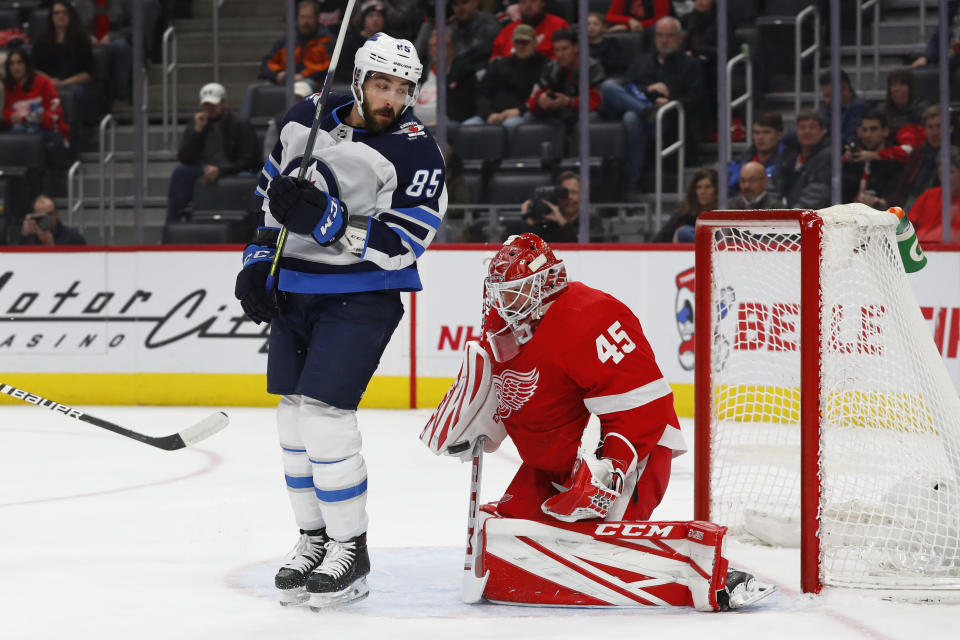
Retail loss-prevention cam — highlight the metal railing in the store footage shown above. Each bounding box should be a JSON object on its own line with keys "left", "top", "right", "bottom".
{"left": 142, "top": 73, "right": 150, "bottom": 195}
{"left": 162, "top": 26, "right": 179, "bottom": 150}
{"left": 856, "top": 0, "right": 880, "bottom": 89}
{"left": 99, "top": 114, "right": 117, "bottom": 243}
{"left": 920, "top": 0, "right": 927, "bottom": 41}
{"left": 726, "top": 45, "right": 753, "bottom": 162}
{"left": 795, "top": 5, "right": 821, "bottom": 115}
{"left": 213, "top": 0, "right": 225, "bottom": 83}
{"left": 654, "top": 101, "right": 685, "bottom": 233}
{"left": 67, "top": 161, "right": 84, "bottom": 233}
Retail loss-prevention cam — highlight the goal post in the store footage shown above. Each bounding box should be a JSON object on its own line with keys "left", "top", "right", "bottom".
{"left": 693, "top": 205, "right": 960, "bottom": 595}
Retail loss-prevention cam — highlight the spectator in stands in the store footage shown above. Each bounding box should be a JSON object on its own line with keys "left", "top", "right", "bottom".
{"left": 729, "top": 161, "right": 779, "bottom": 210}
{"left": 599, "top": 16, "right": 701, "bottom": 191}
{"left": 449, "top": 0, "right": 500, "bottom": 67}
{"left": 490, "top": 0, "right": 569, "bottom": 61}
{"left": 19, "top": 195, "right": 86, "bottom": 246}
{"left": 2, "top": 49, "right": 70, "bottom": 145}
{"left": 316, "top": 0, "right": 348, "bottom": 26}
{"left": 263, "top": 81, "right": 314, "bottom": 159}
{"left": 840, "top": 111, "right": 904, "bottom": 209}
{"left": 509, "top": 170, "right": 586, "bottom": 243}
{"left": 682, "top": 0, "right": 717, "bottom": 68}
{"left": 2, "top": 49, "right": 71, "bottom": 170}
{"left": 358, "top": 0, "right": 418, "bottom": 41}
{"left": 336, "top": 3, "right": 384, "bottom": 83}
{"left": 882, "top": 69, "right": 927, "bottom": 149}
{"left": 75, "top": 0, "right": 162, "bottom": 103}
{"left": 32, "top": 1, "right": 100, "bottom": 126}
{"left": 818, "top": 69, "right": 871, "bottom": 145}
{"left": 587, "top": 12, "right": 624, "bottom": 78}
{"left": 526, "top": 28, "right": 604, "bottom": 128}
{"left": 606, "top": 0, "right": 672, "bottom": 33}
{"left": 910, "top": 0, "right": 959, "bottom": 68}
{"left": 682, "top": 0, "right": 719, "bottom": 138}
{"left": 908, "top": 147, "right": 960, "bottom": 243}
{"left": 167, "top": 83, "right": 260, "bottom": 223}
{"left": 653, "top": 167, "right": 717, "bottom": 243}
{"left": 414, "top": 29, "right": 477, "bottom": 132}
{"left": 889, "top": 104, "right": 953, "bottom": 210}
{"left": 726, "top": 111, "right": 784, "bottom": 196}
{"left": 775, "top": 110, "right": 832, "bottom": 210}
{"left": 464, "top": 24, "right": 547, "bottom": 132}
{"left": 259, "top": 0, "right": 333, "bottom": 88}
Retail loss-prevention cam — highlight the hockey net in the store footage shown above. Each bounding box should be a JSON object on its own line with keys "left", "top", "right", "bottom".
{"left": 693, "top": 205, "right": 960, "bottom": 594}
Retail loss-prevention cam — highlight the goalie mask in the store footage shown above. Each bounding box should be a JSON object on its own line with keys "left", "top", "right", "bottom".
{"left": 484, "top": 234, "right": 567, "bottom": 360}
{"left": 352, "top": 33, "right": 422, "bottom": 114}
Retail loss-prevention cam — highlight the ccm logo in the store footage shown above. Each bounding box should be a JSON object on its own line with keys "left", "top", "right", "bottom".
{"left": 688, "top": 529, "right": 704, "bottom": 541}
{"left": 594, "top": 523, "right": 674, "bottom": 537}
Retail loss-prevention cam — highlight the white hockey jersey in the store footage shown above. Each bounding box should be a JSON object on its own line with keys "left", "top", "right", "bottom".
{"left": 255, "top": 93, "right": 447, "bottom": 294}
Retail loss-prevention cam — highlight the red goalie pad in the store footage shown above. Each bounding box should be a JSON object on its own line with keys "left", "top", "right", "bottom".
{"left": 477, "top": 516, "right": 729, "bottom": 611}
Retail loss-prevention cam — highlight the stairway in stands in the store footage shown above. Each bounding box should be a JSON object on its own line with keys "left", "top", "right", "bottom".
{"left": 74, "top": 0, "right": 280, "bottom": 245}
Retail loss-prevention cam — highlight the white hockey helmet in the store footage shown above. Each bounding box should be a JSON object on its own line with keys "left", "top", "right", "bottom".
{"left": 352, "top": 32, "right": 422, "bottom": 112}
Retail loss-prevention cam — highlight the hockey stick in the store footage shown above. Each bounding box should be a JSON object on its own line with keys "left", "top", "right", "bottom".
{"left": 462, "top": 436, "right": 490, "bottom": 603}
{"left": 265, "top": 0, "right": 360, "bottom": 293}
{"left": 0, "top": 382, "right": 229, "bottom": 451}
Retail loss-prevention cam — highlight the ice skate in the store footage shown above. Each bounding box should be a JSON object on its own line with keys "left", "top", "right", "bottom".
{"left": 306, "top": 533, "right": 371, "bottom": 610}
{"left": 717, "top": 570, "right": 777, "bottom": 611}
{"left": 275, "top": 528, "right": 328, "bottom": 606}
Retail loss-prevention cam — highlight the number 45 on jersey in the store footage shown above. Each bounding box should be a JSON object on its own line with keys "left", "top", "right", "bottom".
{"left": 596, "top": 321, "right": 636, "bottom": 364}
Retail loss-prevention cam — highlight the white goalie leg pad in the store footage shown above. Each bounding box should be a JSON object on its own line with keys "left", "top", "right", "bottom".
{"left": 479, "top": 518, "right": 729, "bottom": 611}
{"left": 421, "top": 340, "right": 506, "bottom": 459}
{"left": 298, "top": 396, "right": 368, "bottom": 540}
{"left": 277, "top": 394, "right": 325, "bottom": 531}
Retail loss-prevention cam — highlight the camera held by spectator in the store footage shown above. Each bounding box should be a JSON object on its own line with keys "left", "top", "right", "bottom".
{"left": 527, "top": 185, "right": 569, "bottom": 220}
{"left": 19, "top": 194, "right": 86, "bottom": 246}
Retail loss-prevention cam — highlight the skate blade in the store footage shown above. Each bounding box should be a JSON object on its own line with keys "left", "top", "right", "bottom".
{"left": 308, "top": 578, "right": 370, "bottom": 611}
{"left": 278, "top": 587, "right": 309, "bottom": 606}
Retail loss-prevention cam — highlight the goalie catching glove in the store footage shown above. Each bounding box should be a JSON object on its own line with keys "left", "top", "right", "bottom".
{"left": 541, "top": 432, "right": 638, "bottom": 522}
{"left": 267, "top": 175, "right": 348, "bottom": 246}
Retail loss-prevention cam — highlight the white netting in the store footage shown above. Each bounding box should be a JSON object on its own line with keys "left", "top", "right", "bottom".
{"left": 705, "top": 205, "right": 960, "bottom": 590}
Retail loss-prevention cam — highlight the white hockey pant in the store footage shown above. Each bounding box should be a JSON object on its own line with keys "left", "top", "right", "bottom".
{"left": 277, "top": 394, "right": 368, "bottom": 540}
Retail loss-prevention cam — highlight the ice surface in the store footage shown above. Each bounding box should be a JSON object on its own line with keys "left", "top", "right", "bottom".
{"left": 1, "top": 407, "right": 956, "bottom": 640}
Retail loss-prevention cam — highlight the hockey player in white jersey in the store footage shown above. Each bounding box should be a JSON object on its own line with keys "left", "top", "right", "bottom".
{"left": 233, "top": 33, "right": 446, "bottom": 608}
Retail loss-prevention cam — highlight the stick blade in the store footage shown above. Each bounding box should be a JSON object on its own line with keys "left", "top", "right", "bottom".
{"left": 177, "top": 411, "right": 229, "bottom": 447}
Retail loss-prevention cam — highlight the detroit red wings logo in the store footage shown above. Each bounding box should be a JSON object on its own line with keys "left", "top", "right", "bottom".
{"left": 493, "top": 368, "right": 539, "bottom": 419}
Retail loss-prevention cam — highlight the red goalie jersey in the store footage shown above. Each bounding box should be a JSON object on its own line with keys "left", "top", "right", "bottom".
{"left": 486, "top": 280, "right": 687, "bottom": 521}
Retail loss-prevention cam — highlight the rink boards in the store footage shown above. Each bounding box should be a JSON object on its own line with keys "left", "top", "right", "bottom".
{"left": 1, "top": 244, "right": 958, "bottom": 411}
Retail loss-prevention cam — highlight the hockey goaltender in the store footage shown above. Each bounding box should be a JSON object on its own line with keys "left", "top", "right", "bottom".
{"left": 422, "top": 233, "right": 776, "bottom": 611}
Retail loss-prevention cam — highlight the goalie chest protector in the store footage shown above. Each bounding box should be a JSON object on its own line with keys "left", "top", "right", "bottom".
{"left": 490, "top": 282, "right": 679, "bottom": 472}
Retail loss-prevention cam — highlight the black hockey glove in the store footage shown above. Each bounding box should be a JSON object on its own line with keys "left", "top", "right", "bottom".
{"left": 234, "top": 243, "right": 279, "bottom": 324}
{"left": 267, "top": 175, "right": 348, "bottom": 246}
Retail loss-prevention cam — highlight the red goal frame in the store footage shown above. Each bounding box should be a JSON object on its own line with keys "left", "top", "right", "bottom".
{"left": 692, "top": 209, "right": 824, "bottom": 593}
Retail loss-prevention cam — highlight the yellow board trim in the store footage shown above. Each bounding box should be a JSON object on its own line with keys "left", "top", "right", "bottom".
{"left": 0, "top": 374, "right": 411, "bottom": 408}
{"left": 0, "top": 374, "right": 698, "bottom": 416}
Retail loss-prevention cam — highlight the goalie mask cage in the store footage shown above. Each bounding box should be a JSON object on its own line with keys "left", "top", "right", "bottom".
{"left": 693, "top": 206, "right": 960, "bottom": 595}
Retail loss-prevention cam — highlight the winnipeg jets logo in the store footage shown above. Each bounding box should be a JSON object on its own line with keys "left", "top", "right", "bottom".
{"left": 493, "top": 368, "right": 539, "bottom": 419}
{"left": 395, "top": 121, "right": 427, "bottom": 139}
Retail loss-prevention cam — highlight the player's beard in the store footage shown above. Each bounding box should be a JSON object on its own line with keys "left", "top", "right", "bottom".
{"left": 362, "top": 100, "right": 401, "bottom": 134}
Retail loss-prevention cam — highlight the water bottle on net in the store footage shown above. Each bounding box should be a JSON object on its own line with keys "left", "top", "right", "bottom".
{"left": 889, "top": 206, "right": 927, "bottom": 273}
